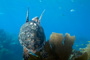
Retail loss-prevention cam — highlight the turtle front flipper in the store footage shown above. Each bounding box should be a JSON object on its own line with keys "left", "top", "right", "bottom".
{"left": 23, "top": 48, "right": 30, "bottom": 60}
{"left": 26, "top": 8, "right": 29, "bottom": 23}
{"left": 38, "top": 9, "right": 45, "bottom": 24}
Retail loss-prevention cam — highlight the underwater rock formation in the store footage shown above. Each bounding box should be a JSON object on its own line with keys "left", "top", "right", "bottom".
{"left": 27, "top": 32, "right": 75, "bottom": 60}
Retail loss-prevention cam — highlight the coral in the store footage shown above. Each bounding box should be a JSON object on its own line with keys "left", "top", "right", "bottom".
{"left": 81, "top": 43, "right": 90, "bottom": 59}
{"left": 26, "top": 32, "right": 75, "bottom": 60}
{"left": 85, "top": 43, "right": 90, "bottom": 59}
{"left": 49, "top": 33, "right": 75, "bottom": 60}
{"left": 69, "top": 49, "right": 88, "bottom": 60}
{"left": 74, "top": 52, "right": 88, "bottom": 60}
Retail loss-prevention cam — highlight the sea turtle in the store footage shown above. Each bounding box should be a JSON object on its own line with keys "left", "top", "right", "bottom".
{"left": 19, "top": 8, "right": 46, "bottom": 59}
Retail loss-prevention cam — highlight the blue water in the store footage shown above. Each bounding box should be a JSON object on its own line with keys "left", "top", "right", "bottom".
{"left": 0, "top": 0, "right": 90, "bottom": 60}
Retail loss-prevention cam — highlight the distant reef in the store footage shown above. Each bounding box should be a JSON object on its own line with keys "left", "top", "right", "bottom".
{"left": 0, "top": 29, "right": 23, "bottom": 60}
{"left": 25, "top": 32, "right": 89, "bottom": 60}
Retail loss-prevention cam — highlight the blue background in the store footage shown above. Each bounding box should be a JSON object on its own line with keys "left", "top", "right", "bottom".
{"left": 0, "top": 0, "right": 90, "bottom": 60}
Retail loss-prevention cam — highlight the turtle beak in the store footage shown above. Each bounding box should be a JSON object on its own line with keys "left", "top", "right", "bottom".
{"left": 26, "top": 8, "right": 29, "bottom": 23}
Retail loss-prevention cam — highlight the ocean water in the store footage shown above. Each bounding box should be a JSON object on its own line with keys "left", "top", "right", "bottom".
{"left": 0, "top": 0, "right": 90, "bottom": 60}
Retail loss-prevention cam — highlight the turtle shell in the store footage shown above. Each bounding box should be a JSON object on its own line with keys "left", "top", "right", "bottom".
{"left": 19, "top": 20, "right": 45, "bottom": 53}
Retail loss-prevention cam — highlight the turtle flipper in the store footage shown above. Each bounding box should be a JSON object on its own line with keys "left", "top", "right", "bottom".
{"left": 23, "top": 48, "right": 30, "bottom": 60}
{"left": 38, "top": 9, "right": 45, "bottom": 24}
{"left": 26, "top": 8, "right": 29, "bottom": 23}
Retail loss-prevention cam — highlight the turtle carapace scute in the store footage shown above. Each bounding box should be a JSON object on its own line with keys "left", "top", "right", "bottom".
{"left": 19, "top": 9, "right": 46, "bottom": 53}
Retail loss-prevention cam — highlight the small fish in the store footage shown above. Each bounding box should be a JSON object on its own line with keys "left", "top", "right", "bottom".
{"left": 88, "top": 41, "right": 90, "bottom": 43}
{"left": 81, "top": 44, "right": 84, "bottom": 46}
{"left": 79, "top": 48, "right": 85, "bottom": 51}
{"left": 79, "top": 48, "right": 82, "bottom": 50}
{"left": 76, "top": 45, "right": 78, "bottom": 47}
{"left": 70, "top": 9, "right": 75, "bottom": 12}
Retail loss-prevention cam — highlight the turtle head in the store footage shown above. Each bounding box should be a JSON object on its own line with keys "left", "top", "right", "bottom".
{"left": 32, "top": 16, "right": 39, "bottom": 22}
